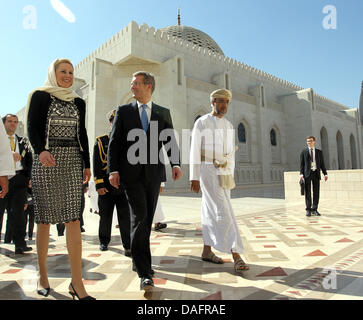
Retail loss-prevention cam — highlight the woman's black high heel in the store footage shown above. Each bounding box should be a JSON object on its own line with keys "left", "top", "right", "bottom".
{"left": 69, "top": 283, "right": 96, "bottom": 300}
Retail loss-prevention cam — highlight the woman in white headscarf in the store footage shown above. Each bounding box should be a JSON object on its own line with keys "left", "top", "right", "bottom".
{"left": 27, "top": 59, "right": 94, "bottom": 300}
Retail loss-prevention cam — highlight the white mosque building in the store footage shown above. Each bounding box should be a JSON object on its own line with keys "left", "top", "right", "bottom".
{"left": 17, "top": 19, "right": 363, "bottom": 190}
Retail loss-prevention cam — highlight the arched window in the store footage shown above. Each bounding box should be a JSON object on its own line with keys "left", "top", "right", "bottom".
{"left": 336, "top": 131, "right": 345, "bottom": 170}
{"left": 350, "top": 134, "right": 357, "bottom": 169}
{"left": 320, "top": 127, "right": 330, "bottom": 169}
{"left": 194, "top": 115, "right": 201, "bottom": 123}
{"left": 270, "top": 129, "right": 277, "bottom": 146}
{"left": 238, "top": 123, "right": 246, "bottom": 143}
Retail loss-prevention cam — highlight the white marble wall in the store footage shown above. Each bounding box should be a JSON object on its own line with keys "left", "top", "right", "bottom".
{"left": 284, "top": 170, "right": 363, "bottom": 203}
{"left": 68, "top": 21, "right": 363, "bottom": 190}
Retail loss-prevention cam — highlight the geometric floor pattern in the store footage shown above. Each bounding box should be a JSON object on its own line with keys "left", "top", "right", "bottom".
{"left": 1, "top": 196, "right": 363, "bottom": 300}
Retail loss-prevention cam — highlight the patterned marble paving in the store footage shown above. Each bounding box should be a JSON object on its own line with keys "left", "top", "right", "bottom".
{"left": 0, "top": 199, "right": 363, "bottom": 300}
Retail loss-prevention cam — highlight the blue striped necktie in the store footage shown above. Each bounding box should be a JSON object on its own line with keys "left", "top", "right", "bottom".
{"left": 141, "top": 104, "right": 149, "bottom": 132}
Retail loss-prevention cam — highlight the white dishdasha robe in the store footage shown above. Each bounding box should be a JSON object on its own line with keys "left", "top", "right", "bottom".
{"left": 190, "top": 114, "right": 243, "bottom": 253}
{"left": 153, "top": 182, "right": 165, "bottom": 223}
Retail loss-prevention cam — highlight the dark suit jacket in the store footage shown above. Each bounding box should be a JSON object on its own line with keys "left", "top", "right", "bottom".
{"left": 107, "top": 101, "right": 180, "bottom": 184}
{"left": 27, "top": 90, "right": 90, "bottom": 168}
{"left": 300, "top": 147, "right": 327, "bottom": 180}
{"left": 16, "top": 134, "right": 32, "bottom": 179}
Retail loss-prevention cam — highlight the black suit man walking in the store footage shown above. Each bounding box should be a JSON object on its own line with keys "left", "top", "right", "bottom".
{"left": 300, "top": 136, "right": 328, "bottom": 217}
{"left": 0, "top": 114, "right": 32, "bottom": 253}
{"left": 108, "top": 71, "right": 182, "bottom": 291}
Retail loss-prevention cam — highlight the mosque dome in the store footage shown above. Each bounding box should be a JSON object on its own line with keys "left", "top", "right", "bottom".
{"left": 160, "top": 25, "right": 225, "bottom": 56}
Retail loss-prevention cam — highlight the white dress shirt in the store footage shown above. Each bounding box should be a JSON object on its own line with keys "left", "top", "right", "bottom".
{"left": 8, "top": 134, "right": 24, "bottom": 171}
{"left": 309, "top": 147, "right": 317, "bottom": 171}
{"left": 137, "top": 100, "right": 152, "bottom": 123}
{"left": 0, "top": 120, "right": 15, "bottom": 178}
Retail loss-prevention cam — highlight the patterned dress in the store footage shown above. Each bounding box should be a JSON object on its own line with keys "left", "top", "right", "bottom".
{"left": 32, "top": 95, "right": 83, "bottom": 224}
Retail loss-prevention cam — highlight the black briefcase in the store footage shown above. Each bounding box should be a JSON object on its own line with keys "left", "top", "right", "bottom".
{"left": 299, "top": 179, "right": 305, "bottom": 196}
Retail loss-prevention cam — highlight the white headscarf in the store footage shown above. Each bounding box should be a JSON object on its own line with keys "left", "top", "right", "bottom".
{"left": 25, "top": 58, "right": 80, "bottom": 134}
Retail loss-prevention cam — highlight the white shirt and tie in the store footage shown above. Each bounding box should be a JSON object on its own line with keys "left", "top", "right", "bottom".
{"left": 309, "top": 147, "right": 316, "bottom": 171}
{"left": 138, "top": 100, "right": 181, "bottom": 170}
{"left": 0, "top": 120, "right": 15, "bottom": 178}
{"left": 7, "top": 134, "right": 24, "bottom": 172}
{"left": 137, "top": 100, "right": 152, "bottom": 127}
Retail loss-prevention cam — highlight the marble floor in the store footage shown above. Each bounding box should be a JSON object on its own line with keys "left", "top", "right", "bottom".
{"left": 0, "top": 185, "right": 363, "bottom": 300}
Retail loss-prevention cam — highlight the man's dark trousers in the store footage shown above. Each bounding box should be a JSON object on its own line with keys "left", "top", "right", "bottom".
{"left": 1, "top": 173, "right": 28, "bottom": 248}
{"left": 0, "top": 199, "right": 10, "bottom": 241}
{"left": 304, "top": 170, "right": 320, "bottom": 212}
{"left": 98, "top": 189, "right": 131, "bottom": 250}
{"left": 124, "top": 179, "right": 160, "bottom": 278}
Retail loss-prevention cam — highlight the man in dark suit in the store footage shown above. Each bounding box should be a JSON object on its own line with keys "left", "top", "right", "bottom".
{"left": 93, "top": 110, "right": 131, "bottom": 255}
{"left": 108, "top": 71, "right": 182, "bottom": 291}
{"left": 300, "top": 136, "right": 328, "bottom": 217}
{"left": 0, "top": 114, "right": 33, "bottom": 253}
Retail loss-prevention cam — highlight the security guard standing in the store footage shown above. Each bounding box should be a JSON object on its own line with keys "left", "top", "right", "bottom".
{"left": 0, "top": 114, "right": 32, "bottom": 254}
{"left": 93, "top": 110, "right": 131, "bottom": 255}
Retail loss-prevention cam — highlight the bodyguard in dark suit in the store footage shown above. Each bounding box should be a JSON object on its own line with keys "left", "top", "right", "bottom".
{"left": 108, "top": 71, "right": 182, "bottom": 291}
{"left": 300, "top": 136, "right": 328, "bottom": 217}
{"left": 93, "top": 110, "right": 131, "bottom": 255}
{"left": 0, "top": 114, "right": 32, "bottom": 253}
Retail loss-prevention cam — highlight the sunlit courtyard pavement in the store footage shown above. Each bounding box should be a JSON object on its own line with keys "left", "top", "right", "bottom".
{"left": 1, "top": 184, "right": 363, "bottom": 300}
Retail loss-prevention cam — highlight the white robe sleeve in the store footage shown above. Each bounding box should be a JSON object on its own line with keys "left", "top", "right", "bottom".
{"left": 0, "top": 119, "right": 15, "bottom": 178}
{"left": 189, "top": 119, "right": 203, "bottom": 181}
{"left": 228, "top": 122, "right": 235, "bottom": 176}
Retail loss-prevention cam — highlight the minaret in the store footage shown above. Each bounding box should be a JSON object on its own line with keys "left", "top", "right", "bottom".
{"left": 360, "top": 81, "right": 363, "bottom": 124}
{"left": 178, "top": 7, "right": 181, "bottom": 26}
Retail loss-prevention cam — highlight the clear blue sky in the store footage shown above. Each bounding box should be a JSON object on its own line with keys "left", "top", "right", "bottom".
{"left": 1, "top": 0, "right": 362, "bottom": 116}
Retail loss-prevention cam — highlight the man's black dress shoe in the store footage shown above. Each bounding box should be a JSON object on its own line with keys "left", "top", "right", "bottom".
{"left": 155, "top": 222, "right": 167, "bottom": 231}
{"left": 312, "top": 210, "right": 321, "bottom": 216}
{"left": 306, "top": 210, "right": 311, "bottom": 217}
{"left": 100, "top": 244, "right": 108, "bottom": 251}
{"left": 140, "top": 277, "right": 154, "bottom": 291}
{"left": 15, "top": 246, "right": 33, "bottom": 254}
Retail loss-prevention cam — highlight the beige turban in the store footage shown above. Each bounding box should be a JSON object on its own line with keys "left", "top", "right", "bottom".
{"left": 210, "top": 89, "right": 232, "bottom": 103}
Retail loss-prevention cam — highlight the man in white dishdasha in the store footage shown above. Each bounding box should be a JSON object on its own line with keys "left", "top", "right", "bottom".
{"left": 190, "top": 89, "right": 249, "bottom": 275}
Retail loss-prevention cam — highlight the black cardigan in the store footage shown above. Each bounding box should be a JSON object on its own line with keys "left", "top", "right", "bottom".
{"left": 27, "top": 90, "right": 90, "bottom": 168}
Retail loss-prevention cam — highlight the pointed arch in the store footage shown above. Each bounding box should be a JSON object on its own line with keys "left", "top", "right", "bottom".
{"left": 320, "top": 127, "right": 330, "bottom": 169}
{"left": 192, "top": 106, "right": 209, "bottom": 127}
{"left": 236, "top": 119, "right": 251, "bottom": 163}
{"left": 350, "top": 134, "right": 358, "bottom": 169}
{"left": 336, "top": 130, "right": 345, "bottom": 170}
{"left": 270, "top": 125, "right": 281, "bottom": 164}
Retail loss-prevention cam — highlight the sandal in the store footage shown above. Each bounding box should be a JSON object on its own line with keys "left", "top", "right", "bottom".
{"left": 234, "top": 258, "right": 249, "bottom": 274}
{"left": 201, "top": 252, "right": 224, "bottom": 264}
